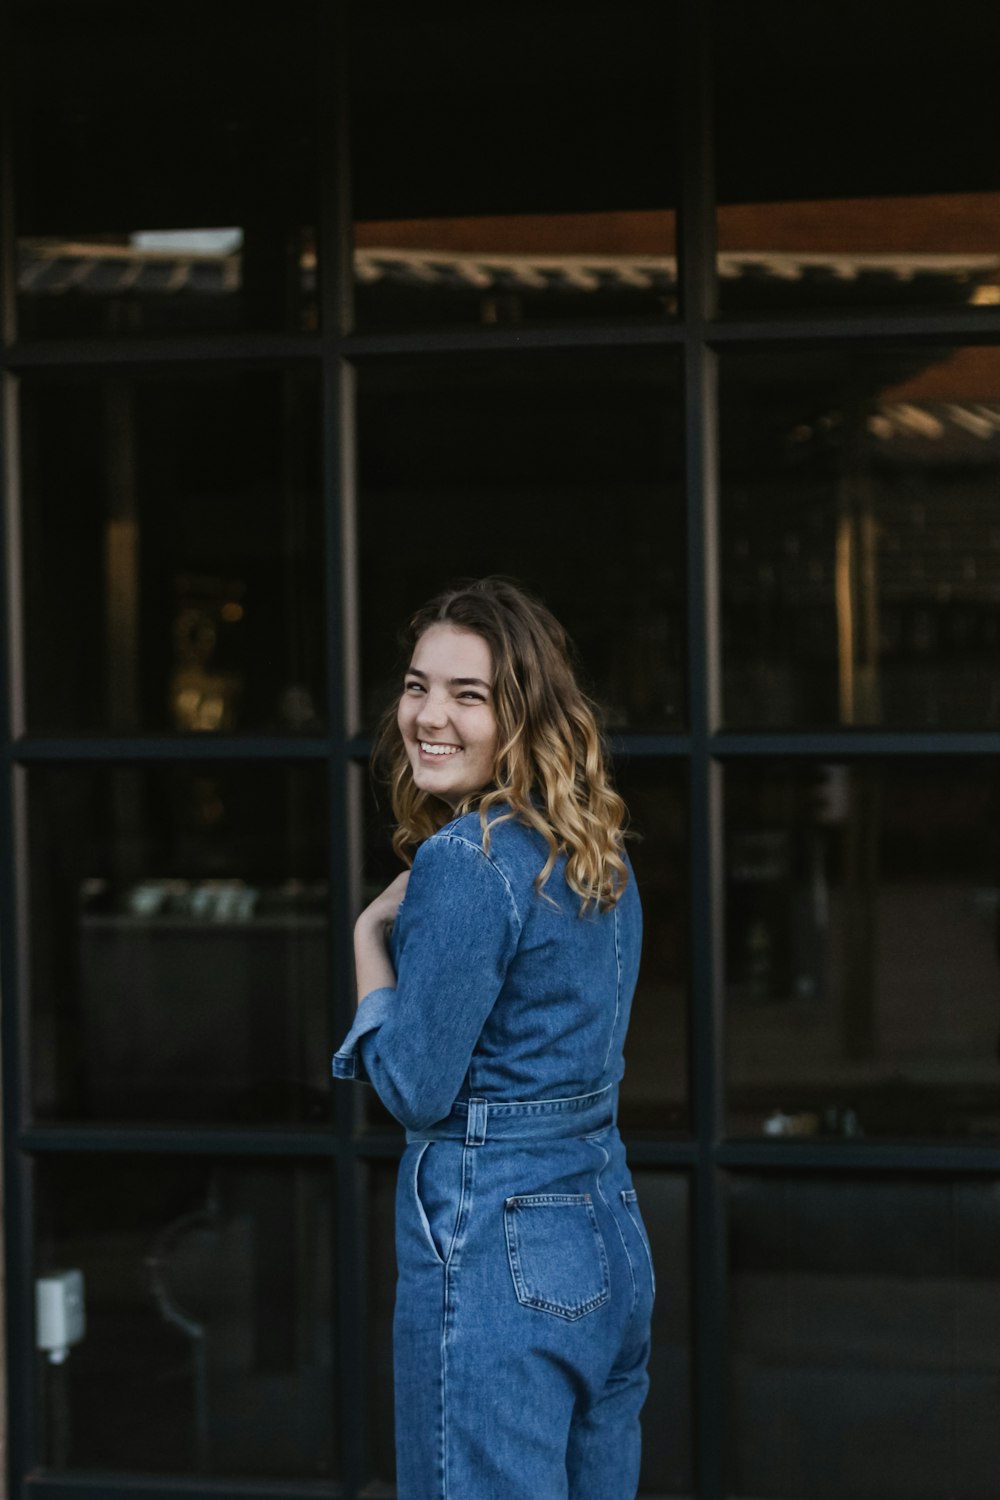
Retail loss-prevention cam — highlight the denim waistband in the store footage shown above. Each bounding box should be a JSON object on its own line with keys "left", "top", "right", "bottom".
{"left": 405, "top": 1083, "right": 617, "bottom": 1146}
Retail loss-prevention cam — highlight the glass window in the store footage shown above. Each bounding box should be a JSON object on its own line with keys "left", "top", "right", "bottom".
{"left": 721, "top": 345, "right": 1000, "bottom": 729}
{"left": 36, "top": 1155, "right": 336, "bottom": 1478}
{"left": 366, "top": 1163, "right": 397, "bottom": 1487}
{"left": 28, "top": 763, "right": 330, "bottom": 1125}
{"left": 725, "top": 759, "right": 1000, "bottom": 1142}
{"left": 715, "top": 2, "right": 1000, "bottom": 318}
{"left": 729, "top": 1174, "right": 1000, "bottom": 1498}
{"left": 635, "top": 1170, "right": 693, "bottom": 1497}
{"left": 357, "top": 349, "right": 685, "bottom": 732}
{"left": 349, "top": 2, "right": 679, "bottom": 331}
{"left": 368, "top": 1163, "right": 691, "bottom": 1496}
{"left": 20, "top": 369, "right": 324, "bottom": 734}
{"left": 14, "top": 0, "right": 320, "bottom": 339}
{"left": 620, "top": 763, "right": 689, "bottom": 1134}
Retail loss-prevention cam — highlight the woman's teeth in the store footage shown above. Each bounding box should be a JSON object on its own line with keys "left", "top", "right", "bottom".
{"left": 420, "top": 742, "right": 461, "bottom": 756}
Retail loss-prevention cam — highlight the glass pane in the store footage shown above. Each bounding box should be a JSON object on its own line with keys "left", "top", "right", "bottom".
{"left": 358, "top": 349, "right": 685, "bottom": 732}
{"left": 367, "top": 1162, "right": 396, "bottom": 1487}
{"left": 636, "top": 1170, "right": 693, "bottom": 1497}
{"left": 350, "top": 3, "right": 678, "bottom": 331}
{"left": 29, "top": 763, "right": 330, "bottom": 1125}
{"left": 620, "top": 763, "right": 689, "bottom": 1135}
{"left": 721, "top": 345, "right": 1000, "bottom": 729}
{"left": 36, "top": 1156, "right": 336, "bottom": 1478}
{"left": 368, "top": 1163, "right": 691, "bottom": 1496}
{"left": 14, "top": 1, "right": 320, "bottom": 339}
{"left": 716, "top": 2, "right": 1000, "bottom": 317}
{"left": 729, "top": 1175, "right": 1000, "bottom": 1499}
{"left": 20, "top": 369, "right": 324, "bottom": 734}
{"left": 725, "top": 759, "right": 1000, "bottom": 1142}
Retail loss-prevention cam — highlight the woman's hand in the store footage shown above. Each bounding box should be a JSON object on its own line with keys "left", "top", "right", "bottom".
{"left": 357, "top": 870, "right": 410, "bottom": 935}
{"left": 354, "top": 871, "right": 410, "bottom": 1006}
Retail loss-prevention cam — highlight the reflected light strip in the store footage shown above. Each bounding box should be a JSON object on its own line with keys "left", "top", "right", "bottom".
{"left": 836, "top": 514, "right": 855, "bottom": 725}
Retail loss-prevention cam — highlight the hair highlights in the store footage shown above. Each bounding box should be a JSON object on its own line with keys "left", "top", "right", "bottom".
{"left": 374, "top": 577, "right": 629, "bottom": 912}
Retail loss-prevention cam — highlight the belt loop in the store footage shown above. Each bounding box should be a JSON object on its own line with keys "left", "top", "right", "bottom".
{"left": 466, "top": 1098, "right": 488, "bottom": 1146}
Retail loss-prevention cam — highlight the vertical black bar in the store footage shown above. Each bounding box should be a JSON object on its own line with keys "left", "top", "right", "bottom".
{"left": 320, "top": 4, "right": 366, "bottom": 1496}
{"left": 2, "top": 416, "right": 34, "bottom": 1500}
{"left": 679, "top": 1, "right": 727, "bottom": 1497}
{"left": 0, "top": 0, "right": 34, "bottom": 1483}
{"left": 0, "top": 0, "right": 13, "bottom": 355}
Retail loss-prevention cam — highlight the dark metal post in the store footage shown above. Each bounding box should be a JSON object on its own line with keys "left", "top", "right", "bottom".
{"left": 680, "top": 1, "right": 728, "bottom": 1495}
{"left": 319, "top": 4, "right": 368, "bottom": 1494}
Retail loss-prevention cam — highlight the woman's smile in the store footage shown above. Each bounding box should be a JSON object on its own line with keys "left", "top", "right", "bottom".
{"left": 397, "top": 624, "right": 497, "bottom": 806}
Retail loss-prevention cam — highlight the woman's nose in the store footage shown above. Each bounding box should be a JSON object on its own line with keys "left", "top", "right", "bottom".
{"left": 417, "top": 690, "right": 449, "bottom": 728}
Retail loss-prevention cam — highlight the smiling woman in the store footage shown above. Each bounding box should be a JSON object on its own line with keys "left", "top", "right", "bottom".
{"left": 396, "top": 625, "right": 498, "bottom": 806}
{"left": 333, "top": 577, "right": 651, "bottom": 1500}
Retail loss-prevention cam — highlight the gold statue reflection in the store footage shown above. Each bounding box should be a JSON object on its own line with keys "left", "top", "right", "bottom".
{"left": 169, "top": 582, "right": 244, "bottom": 732}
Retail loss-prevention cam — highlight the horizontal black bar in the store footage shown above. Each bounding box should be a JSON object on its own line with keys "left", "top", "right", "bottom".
{"left": 707, "top": 306, "right": 1000, "bottom": 346}
{"left": 2, "top": 334, "right": 322, "bottom": 371}
{"left": 14, "top": 729, "right": 996, "bottom": 767}
{"left": 25, "top": 1472, "right": 340, "bottom": 1500}
{"left": 717, "top": 1139, "right": 1000, "bottom": 1172}
{"left": 5, "top": 308, "right": 999, "bottom": 375}
{"left": 20, "top": 1123, "right": 1000, "bottom": 1173}
{"left": 340, "top": 320, "right": 685, "bottom": 359}
{"left": 711, "top": 729, "right": 1000, "bottom": 758}
{"left": 19, "top": 1126, "right": 344, "bottom": 1158}
{"left": 9, "top": 735, "right": 331, "bottom": 762}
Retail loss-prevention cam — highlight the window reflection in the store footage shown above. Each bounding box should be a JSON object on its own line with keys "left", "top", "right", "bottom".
{"left": 353, "top": 212, "right": 680, "bottom": 330}
{"left": 721, "top": 346, "right": 1000, "bottom": 728}
{"left": 715, "top": 195, "right": 1000, "bottom": 318}
{"left": 634, "top": 1171, "right": 692, "bottom": 1497}
{"left": 619, "top": 764, "right": 689, "bottom": 1134}
{"left": 20, "top": 371, "right": 324, "bottom": 734}
{"left": 29, "top": 763, "right": 330, "bottom": 1124}
{"left": 349, "top": 2, "right": 677, "bottom": 331}
{"left": 729, "top": 1175, "right": 1000, "bottom": 1498}
{"left": 36, "top": 1156, "right": 336, "bottom": 1477}
{"left": 14, "top": 2, "right": 320, "bottom": 338}
{"left": 358, "top": 351, "right": 685, "bottom": 732}
{"left": 716, "top": 1, "right": 1000, "bottom": 317}
{"left": 725, "top": 760, "right": 1000, "bottom": 1141}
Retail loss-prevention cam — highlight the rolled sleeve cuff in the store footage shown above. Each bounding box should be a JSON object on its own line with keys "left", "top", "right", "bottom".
{"left": 331, "top": 986, "right": 396, "bottom": 1080}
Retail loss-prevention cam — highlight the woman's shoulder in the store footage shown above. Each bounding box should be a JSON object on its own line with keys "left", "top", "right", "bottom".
{"left": 427, "top": 804, "right": 547, "bottom": 877}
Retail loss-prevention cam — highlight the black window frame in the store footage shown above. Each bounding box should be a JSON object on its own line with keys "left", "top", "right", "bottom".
{"left": 3, "top": 4, "right": 1000, "bottom": 1498}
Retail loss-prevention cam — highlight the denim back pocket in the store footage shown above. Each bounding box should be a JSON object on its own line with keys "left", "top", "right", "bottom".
{"left": 503, "top": 1193, "right": 610, "bottom": 1320}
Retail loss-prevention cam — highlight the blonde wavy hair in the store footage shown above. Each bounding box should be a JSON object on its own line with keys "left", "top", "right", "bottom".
{"left": 373, "top": 577, "right": 629, "bottom": 912}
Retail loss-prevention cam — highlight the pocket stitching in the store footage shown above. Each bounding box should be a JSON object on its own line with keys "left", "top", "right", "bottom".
{"left": 412, "top": 1142, "right": 446, "bottom": 1267}
{"left": 504, "top": 1195, "right": 610, "bottom": 1320}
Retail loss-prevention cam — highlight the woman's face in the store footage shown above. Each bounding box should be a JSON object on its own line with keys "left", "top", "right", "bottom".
{"left": 397, "top": 623, "right": 498, "bottom": 807}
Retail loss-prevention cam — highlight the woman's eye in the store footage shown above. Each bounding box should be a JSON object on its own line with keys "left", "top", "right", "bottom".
{"left": 404, "top": 680, "right": 424, "bottom": 694}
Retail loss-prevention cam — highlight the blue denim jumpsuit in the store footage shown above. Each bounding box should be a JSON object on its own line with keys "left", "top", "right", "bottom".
{"left": 333, "top": 806, "right": 653, "bottom": 1500}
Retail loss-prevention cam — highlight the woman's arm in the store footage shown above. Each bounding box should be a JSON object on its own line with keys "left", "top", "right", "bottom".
{"left": 353, "top": 870, "right": 409, "bottom": 1004}
{"left": 332, "top": 834, "right": 522, "bottom": 1130}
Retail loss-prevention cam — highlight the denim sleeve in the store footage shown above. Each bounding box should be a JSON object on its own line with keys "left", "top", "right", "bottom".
{"left": 330, "top": 987, "right": 396, "bottom": 1082}
{"left": 331, "top": 834, "right": 522, "bottom": 1130}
